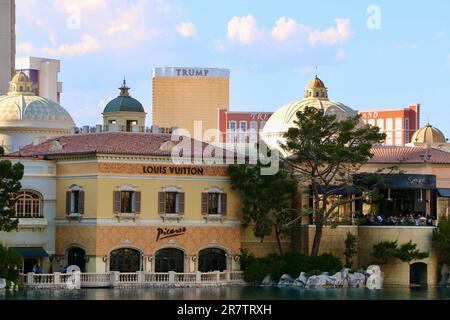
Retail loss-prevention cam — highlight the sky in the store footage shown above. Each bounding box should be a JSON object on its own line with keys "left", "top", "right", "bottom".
{"left": 15, "top": 0, "right": 450, "bottom": 136}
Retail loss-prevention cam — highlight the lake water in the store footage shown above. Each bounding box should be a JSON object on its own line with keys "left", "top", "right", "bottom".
{"left": 1, "top": 286, "right": 450, "bottom": 300}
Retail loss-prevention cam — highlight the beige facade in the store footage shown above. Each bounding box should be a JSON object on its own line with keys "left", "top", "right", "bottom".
{"left": 152, "top": 67, "right": 229, "bottom": 142}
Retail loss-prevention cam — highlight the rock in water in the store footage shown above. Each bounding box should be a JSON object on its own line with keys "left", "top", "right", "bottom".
{"left": 262, "top": 275, "right": 274, "bottom": 286}
{"left": 306, "top": 275, "right": 327, "bottom": 288}
{"left": 0, "top": 278, "right": 6, "bottom": 289}
{"left": 366, "top": 265, "right": 382, "bottom": 290}
{"left": 278, "top": 274, "right": 295, "bottom": 286}
{"left": 349, "top": 272, "right": 366, "bottom": 288}
{"left": 293, "top": 272, "right": 308, "bottom": 287}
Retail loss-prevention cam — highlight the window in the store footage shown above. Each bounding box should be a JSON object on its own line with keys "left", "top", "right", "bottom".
{"left": 165, "top": 192, "right": 178, "bottom": 213}
{"left": 377, "top": 119, "right": 384, "bottom": 131}
{"left": 114, "top": 191, "right": 141, "bottom": 214}
{"left": 159, "top": 191, "right": 185, "bottom": 214}
{"left": 109, "top": 120, "right": 117, "bottom": 124}
{"left": 202, "top": 192, "right": 227, "bottom": 216}
{"left": 405, "top": 118, "right": 410, "bottom": 143}
{"left": 15, "top": 191, "right": 41, "bottom": 218}
{"left": 66, "top": 188, "right": 85, "bottom": 215}
{"left": 239, "top": 121, "right": 247, "bottom": 143}
{"left": 249, "top": 121, "right": 258, "bottom": 143}
{"left": 259, "top": 121, "right": 266, "bottom": 131}
{"left": 71, "top": 191, "right": 80, "bottom": 213}
{"left": 228, "top": 121, "right": 237, "bottom": 143}
{"left": 121, "top": 191, "right": 135, "bottom": 213}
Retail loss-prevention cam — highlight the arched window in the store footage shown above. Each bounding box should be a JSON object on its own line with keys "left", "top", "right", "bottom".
{"left": 155, "top": 248, "right": 185, "bottom": 272}
{"left": 15, "top": 190, "right": 42, "bottom": 218}
{"left": 110, "top": 248, "right": 142, "bottom": 272}
{"left": 198, "top": 248, "right": 227, "bottom": 272}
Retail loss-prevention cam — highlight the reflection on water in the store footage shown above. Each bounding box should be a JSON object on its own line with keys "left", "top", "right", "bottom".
{"left": 1, "top": 286, "right": 450, "bottom": 300}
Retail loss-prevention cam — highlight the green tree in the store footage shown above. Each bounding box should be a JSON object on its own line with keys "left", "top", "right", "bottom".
{"left": 372, "top": 240, "right": 429, "bottom": 264}
{"left": 281, "top": 107, "right": 386, "bottom": 256}
{"left": 0, "top": 146, "right": 24, "bottom": 232}
{"left": 432, "top": 216, "right": 450, "bottom": 277}
{"left": 344, "top": 232, "right": 358, "bottom": 268}
{"left": 229, "top": 159, "right": 297, "bottom": 255}
{"left": 0, "top": 243, "right": 23, "bottom": 286}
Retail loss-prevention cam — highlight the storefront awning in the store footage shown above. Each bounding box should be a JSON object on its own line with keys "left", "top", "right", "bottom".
{"left": 438, "top": 188, "right": 450, "bottom": 197}
{"left": 317, "top": 185, "right": 358, "bottom": 196}
{"left": 10, "top": 247, "right": 48, "bottom": 257}
{"left": 354, "top": 174, "right": 436, "bottom": 190}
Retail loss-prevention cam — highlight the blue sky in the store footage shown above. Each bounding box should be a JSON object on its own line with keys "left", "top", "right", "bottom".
{"left": 16, "top": 0, "right": 450, "bottom": 136}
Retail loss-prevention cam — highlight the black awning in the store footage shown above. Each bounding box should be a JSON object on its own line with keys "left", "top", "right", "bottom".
{"left": 438, "top": 188, "right": 450, "bottom": 197}
{"left": 316, "top": 185, "right": 358, "bottom": 196}
{"left": 10, "top": 247, "right": 48, "bottom": 257}
{"left": 354, "top": 173, "right": 436, "bottom": 190}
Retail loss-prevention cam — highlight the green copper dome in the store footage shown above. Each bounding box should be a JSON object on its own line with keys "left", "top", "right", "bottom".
{"left": 103, "top": 80, "right": 145, "bottom": 113}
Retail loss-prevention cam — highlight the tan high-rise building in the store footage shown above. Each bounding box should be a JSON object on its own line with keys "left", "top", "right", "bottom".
{"left": 0, "top": 0, "right": 15, "bottom": 95}
{"left": 152, "top": 67, "right": 229, "bottom": 142}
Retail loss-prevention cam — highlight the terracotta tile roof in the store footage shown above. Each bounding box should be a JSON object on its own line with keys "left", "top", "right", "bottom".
{"left": 10, "top": 132, "right": 236, "bottom": 160}
{"left": 369, "top": 146, "right": 450, "bottom": 164}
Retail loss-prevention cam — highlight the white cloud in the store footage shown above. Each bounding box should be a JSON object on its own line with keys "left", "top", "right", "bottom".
{"left": 43, "top": 34, "right": 101, "bottom": 57}
{"left": 17, "top": 42, "right": 35, "bottom": 55}
{"left": 175, "top": 22, "right": 197, "bottom": 38}
{"left": 16, "top": 0, "right": 185, "bottom": 57}
{"left": 227, "top": 15, "right": 264, "bottom": 45}
{"left": 271, "top": 17, "right": 309, "bottom": 41}
{"left": 308, "top": 18, "right": 352, "bottom": 46}
{"left": 55, "top": 0, "right": 107, "bottom": 12}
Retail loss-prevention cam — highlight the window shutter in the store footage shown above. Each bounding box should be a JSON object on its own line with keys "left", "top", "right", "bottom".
{"left": 158, "top": 192, "right": 165, "bottom": 214}
{"left": 78, "top": 191, "right": 85, "bottom": 215}
{"left": 113, "top": 191, "right": 121, "bottom": 214}
{"left": 221, "top": 193, "right": 227, "bottom": 216}
{"left": 135, "top": 192, "right": 141, "bottom": 214}
{"left": 66, "top": 191, "right": 71, "bottom": 215}
{"left": 178, "top": 192, "right": 185, "bottom": 214}
{"left": 201, "top": 193, "right": 208, "bottom": 215}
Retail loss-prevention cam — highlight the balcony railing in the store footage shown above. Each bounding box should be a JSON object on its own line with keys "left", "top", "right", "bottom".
{"left": 20, "top": 271, "right": 245, "bottom": 289}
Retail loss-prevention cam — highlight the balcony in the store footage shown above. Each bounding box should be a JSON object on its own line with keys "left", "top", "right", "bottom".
{"left": 115, "top": 212, "right": 139, "bottom": 222}
{"left": 16, "top": 214, "right": 48, "bottom": 230}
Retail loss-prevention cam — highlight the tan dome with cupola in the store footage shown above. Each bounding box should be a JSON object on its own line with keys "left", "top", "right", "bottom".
{"left": 409, "top": 123, "right": 447, "bottom": 146}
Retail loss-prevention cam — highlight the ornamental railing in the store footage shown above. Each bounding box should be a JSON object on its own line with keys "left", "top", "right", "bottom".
{"left": 20, "top": 271, "right": 244, "bottom": 289}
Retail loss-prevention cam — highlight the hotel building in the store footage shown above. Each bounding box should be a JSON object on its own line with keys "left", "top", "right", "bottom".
{"left": 152, "top": 67, "right": 230, "bottom": 142}
{"left": 5, "top": 78, "right": 242, "bottom": 274}
{"left": 16, "top": 57, "right": 63, "bottom": 103}
{"left": 0, "top": 0, "right": 15, "bottom": 95}
{"left": 360, "top": 104, "right": 420, "bottom": 146}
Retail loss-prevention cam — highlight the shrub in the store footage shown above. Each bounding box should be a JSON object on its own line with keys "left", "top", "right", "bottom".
{"left": 0, "top": 243, "right": 22, "bottom": 287}
{"left": 241, "top": 251, "right": 343, "bottom": 283}
{"left": 344, "top": 232, "right": 358, "bottom": 268}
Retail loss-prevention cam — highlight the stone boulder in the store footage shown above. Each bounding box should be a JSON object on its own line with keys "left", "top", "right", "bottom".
{"left": 293, "top": 272, "right": 308, "bottom": 287}
{"left": 348, "top": 272, "right": 366, "bottom": 288}
{"left": 262, "top": 275, "right": 275, "bottom": 286}
{"left": 306, "top": 275, "right": 328, "bottom": 288}
{"left": 0, "top": 278, "right": 6, "bottom": 289}
{"left": 366, "top": 265, "right": 382, "bottom": 290}
{"left": 278, "top": 274, "right": 295, "bottom": 286}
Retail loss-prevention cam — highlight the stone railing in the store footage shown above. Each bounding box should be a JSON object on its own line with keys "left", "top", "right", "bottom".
{"left": 21, "top": 271, "right": 244, "bottom": 289}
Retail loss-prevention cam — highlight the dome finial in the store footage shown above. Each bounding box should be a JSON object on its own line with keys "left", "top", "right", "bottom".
{"left": 315, "top": 66, "right": 318, "bottom": 78}
{"left": 119, "top": 77, "right": 130, "bottom": 97}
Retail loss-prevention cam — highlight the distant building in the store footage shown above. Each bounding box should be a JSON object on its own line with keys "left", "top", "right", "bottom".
{"left": 0, "top": 0, "right": 15, "bottom": 95}
{"left": 16, "top": 57, "right": 63, "bottom": 103}
{"left": 359, "top": 104, "right": 420, "bottom": 146}
{"left": 152, "top": 67, "right": 229, "bottom": 142}
{"left": 218, "top": 109, "right": 272, "bottom": 144}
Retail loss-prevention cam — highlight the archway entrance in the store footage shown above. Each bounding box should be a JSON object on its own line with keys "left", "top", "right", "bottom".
{"left": 198, "top": 248, "right": 227, "bottom": 272}
{"left": 110, "top": 248, "right": 141, "bottom": 272}
{"left": 155, "top": 248, "right": 184, "bottom": 272}
{"left": 410, "top": 262, "right": 427, "bottom": 286}
{"left": 67, "top": 247, "right": 86, "bottom": 272}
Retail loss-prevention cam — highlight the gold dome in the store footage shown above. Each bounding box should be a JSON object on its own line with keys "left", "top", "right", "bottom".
{"left": 8, "top": 71, "right": 35, "bottom": 96}
{"left": 11, "top": 71, "right": 30, "bottom": 83}
{"left": 411, "top": 123, "right": 446, "bottom": 145}
{"left": 307, "top": 75, "right": 326, "bottom": 88}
